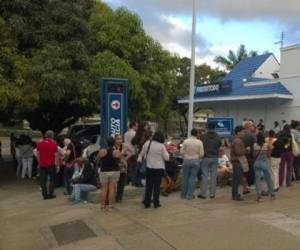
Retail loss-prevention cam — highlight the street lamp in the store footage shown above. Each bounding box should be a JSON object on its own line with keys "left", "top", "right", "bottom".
{"left": 187, "top": 0, "right": 196, "bottom": 137}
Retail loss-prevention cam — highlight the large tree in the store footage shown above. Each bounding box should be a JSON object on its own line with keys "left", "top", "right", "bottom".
{"left": 0, "top": 0, "right": 96, "bottom": 132}
{"left": 166, "top": 56, "right": 225, "bottom": 135}
{"left": 0, "top": 1, "right": 178, "bottom": 132}
{"left": 89, "top": 5, "right": 176, "bottom": 121}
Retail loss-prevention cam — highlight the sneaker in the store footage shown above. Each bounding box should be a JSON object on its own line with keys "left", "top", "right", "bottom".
{"left": 48, "top": 195, "right": 56, "bottom": 199}
{"left": 197, "top": 194, "right": 206, "bottom": 199}
{"left": 210, "top": 195, "right": 215, "bottom": 199}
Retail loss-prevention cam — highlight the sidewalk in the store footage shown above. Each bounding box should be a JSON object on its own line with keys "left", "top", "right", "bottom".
{"left": 1, "top": 168, "right": 300, "bottom": 250}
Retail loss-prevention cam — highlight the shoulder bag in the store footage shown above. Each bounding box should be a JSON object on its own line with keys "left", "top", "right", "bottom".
{"left": 139, "top": 141, "right": 152, "bottom": 175}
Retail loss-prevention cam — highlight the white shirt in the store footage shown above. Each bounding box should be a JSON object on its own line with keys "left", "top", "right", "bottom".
{"left": 138, "top": 140, "right": 169, "bottom": 169}
{"left": 124, "top": 129, "right": 136, "bottom": 155}
{"left": 180, "top": 136, "right": 204, "bottom": 160}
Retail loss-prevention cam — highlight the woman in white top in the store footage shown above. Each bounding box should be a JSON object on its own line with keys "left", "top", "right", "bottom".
{"left": 138, "top": 131, "right": 169, "bottom": 208}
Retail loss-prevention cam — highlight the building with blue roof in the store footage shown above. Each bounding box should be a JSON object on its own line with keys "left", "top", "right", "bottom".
{"left": 179, "top": 43, "right": 300, "bottom": 129}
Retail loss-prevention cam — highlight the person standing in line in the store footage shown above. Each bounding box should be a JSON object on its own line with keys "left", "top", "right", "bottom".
{"left": 231, "top": 126, "right": 247, "bottom": 201}
{"left": 198, "top": 123, "right": 222, "bottom": 199}
{"left": 269, "top": 130, "right": 282, "bottom": 192}
{"left": 257, "top": 119, "right": 265, "bottom": 132}
{"left": 36, "top": 130, "right": 59, "bottom": 199}
{"left": 139, "top": 131, "right": 169, "bottom": 208}
{"left": 124, "top": 122, "right": 137, "bottom": 184}
{"left": 131, "top": 121, "right": 151, "bottom": 187}
{"left": 291, "top": 120, "right": 300, "bottom": 181}
{"left": 98, "top": 137, "right": 121, "bottom": 211}
{"left": 278, "top": 124, "right": 294, "bottom": 187}
{"left": 180, "top": 129, "right": 204, "bottom": 200}
{"left": 63, "top": 138, "right": 75, "bottom": 195}
{"left": 253, "top": 133, "right": 275, "bottom": 202}
{"left": 274, "top": 121, "right": 281, "bottom": 135}
{"left": 15, "top": 138, "right": 22, "bottom": 178}
{"left": 114, "top": 134, "right": 131, "bottom": 203}
{"left": 19, "top": 135, "right": 34, "bottom": 179}
{"left": 242, "top": 121, "right": 257, "bottom": 190}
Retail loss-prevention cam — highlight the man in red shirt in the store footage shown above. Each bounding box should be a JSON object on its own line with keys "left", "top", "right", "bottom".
{"left": 37, "top": 130, "right": 58, "bottom": 199}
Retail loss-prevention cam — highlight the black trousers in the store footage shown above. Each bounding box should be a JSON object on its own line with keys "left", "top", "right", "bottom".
{"left": 116, "top": 172, "right": 127, "bottom": 202}
{"left": 232, "top": 161, "right": 243, "bottom": 198}
{"left": 40, "top": 166, "right": 56, "bottom": 199}
{"left": 144, "top": 168, "right": 164, "bottom": 207}
{"left": 293, "top": 155, "right": 300, "bottom": 180}
{"left": 64, "top": 167, "right": 74, "bottom": 195}
{"left": 246, "top": 154, "right": 255, "bottom": 186}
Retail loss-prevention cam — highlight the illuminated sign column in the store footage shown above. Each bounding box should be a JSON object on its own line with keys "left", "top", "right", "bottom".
{"left": 100, "top": 78, "right": 128, "bottom": 147}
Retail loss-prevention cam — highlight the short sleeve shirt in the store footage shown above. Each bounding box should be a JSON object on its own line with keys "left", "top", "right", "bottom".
{"left": 37, "top": 139, "right": 58, "bottom": 167}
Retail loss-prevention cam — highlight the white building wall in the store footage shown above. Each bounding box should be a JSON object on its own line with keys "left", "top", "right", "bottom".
{"left": 280, "top": 44, "right": 300, "bottom": 78}
{"left": 253, "top": 55, "right": 280, "bottom": 79}
{"left": 209, "top": 99, "right": 297, "bottom": 130}
{"left": 194, "top": 43, "right": 300, "bottom": 131}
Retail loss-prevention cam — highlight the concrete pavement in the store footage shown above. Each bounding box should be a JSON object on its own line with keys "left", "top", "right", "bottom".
{"left": 1, "top": 160, "right": 300, "bottom": 249}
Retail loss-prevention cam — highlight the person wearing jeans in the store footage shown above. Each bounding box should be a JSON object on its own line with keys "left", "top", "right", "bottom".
{"left": 70, "top": 158, "right": 97, "bottom": 204}
{"left": 21, "top": 157, "right": 33, "bottom": 178}
{"left": 230, "top": 126, "right": 247, "bottom": 201}
{"left": 19, "top": 136, "right": 34, "bottom": 179}
{"left": 253, "top": 133, "right": 275, "bottom": 201}
{"left": 199, "top": 158, "right": 219, "bottom": 198}
{"left": 180, "top": 129, "right": 204, "bottom": 200}
{"left": 181, "top": 159, "right": 200, "bottom": 199}
{"left": 198, "top": 123, "right": 221, "bottom": 199}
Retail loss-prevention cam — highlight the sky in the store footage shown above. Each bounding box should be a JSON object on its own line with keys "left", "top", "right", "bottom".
{"left": 103, "top": 0, "right": 300, "bottom": 68}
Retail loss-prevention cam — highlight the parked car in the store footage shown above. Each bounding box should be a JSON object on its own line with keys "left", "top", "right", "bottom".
{"left": 82, "top": 135, "right": 100, "bottom": 164}
{"left": 67, "top": 122, "right": 100, "bottom": 149}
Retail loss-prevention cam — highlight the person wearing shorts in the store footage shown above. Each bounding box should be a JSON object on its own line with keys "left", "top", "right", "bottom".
{"left": 98, "top": 137, "right": 121, "bottom": 211}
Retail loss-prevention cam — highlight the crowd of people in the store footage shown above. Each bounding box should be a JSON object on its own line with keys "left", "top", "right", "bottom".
{"left": 9, "top": 118, "right": 300, "bottom": 210}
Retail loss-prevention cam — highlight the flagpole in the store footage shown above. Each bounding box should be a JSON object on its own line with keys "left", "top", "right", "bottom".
{"left": 187, "top": 0, "right": 196, "bottom": 137}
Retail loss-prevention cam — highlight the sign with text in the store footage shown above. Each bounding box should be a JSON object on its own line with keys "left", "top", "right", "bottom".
{"left": 207, "top": 117, "right": 234, "bottom": 138}
{"left": 101, "top": 78, "right": 128, "bottom": 147}
{"left": 195, "top": 80, "right": 232, "bottom": 95}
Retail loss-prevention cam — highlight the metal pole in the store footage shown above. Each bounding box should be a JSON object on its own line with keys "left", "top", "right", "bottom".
{"left": 187, "top": 0, "right": 196, "bottom": 137}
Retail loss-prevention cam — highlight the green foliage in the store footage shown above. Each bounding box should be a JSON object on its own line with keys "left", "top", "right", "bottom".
{"left": 0, "top": 0, "right": 226, "bottom": 133}
{"left": 215, "top": 44, "right": 259, "bottom": 70}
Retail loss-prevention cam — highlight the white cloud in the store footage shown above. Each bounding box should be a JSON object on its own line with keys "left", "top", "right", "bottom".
{"left": 103, "top": 0, "right": 300, "bottom": 68}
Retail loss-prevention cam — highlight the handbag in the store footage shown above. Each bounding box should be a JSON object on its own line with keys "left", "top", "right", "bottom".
{"left": 238, "top": 155, "right": 249, "bottom": 173}
{"left": 292, "top": 135, "right": 300, "bottom": 157}
{"left": 139, "top": 141, "right": 152, "bottom": 175}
